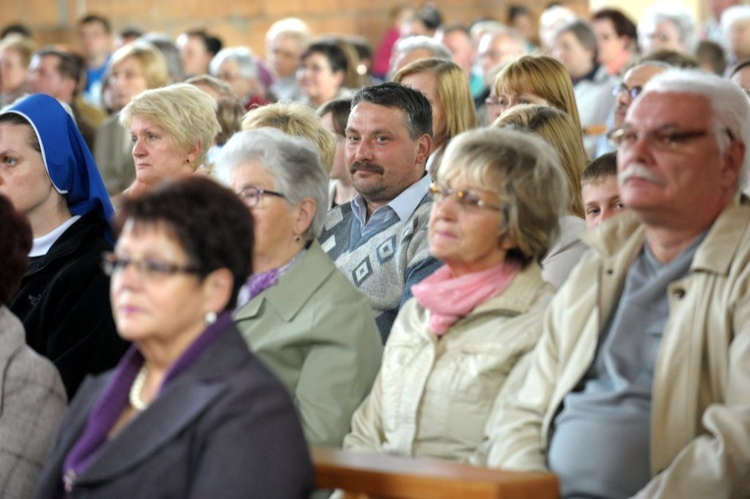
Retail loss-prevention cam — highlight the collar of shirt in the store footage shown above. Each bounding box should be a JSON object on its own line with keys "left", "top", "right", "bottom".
{"left": 29, "top": 215, "right": 81, "bottom": 257}
{"left": 351, "top": 173, "right": 431, "bottom": 233}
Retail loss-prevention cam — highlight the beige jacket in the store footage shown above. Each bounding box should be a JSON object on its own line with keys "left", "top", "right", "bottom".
{"left": 483, "top": 195, "right": 750, "bottom": 498}
{"left": 344, "top": 262, "right": 554, "bottom": 462}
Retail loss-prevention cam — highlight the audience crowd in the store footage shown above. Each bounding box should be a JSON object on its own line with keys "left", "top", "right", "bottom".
{"left": 1, "top": 2, "right": 749, "bottom": 497}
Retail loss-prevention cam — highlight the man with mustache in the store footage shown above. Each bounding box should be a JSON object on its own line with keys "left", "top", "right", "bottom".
{"left": 319, "top": 82, "right": 440, "bottom": 342}
{"left": 482, "top": 70, "right": 750, "bottom": 498}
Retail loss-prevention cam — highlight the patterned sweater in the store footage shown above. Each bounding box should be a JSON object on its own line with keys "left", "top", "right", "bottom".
{"left": 320, "top": 195, "right": 440, "bottom": 342}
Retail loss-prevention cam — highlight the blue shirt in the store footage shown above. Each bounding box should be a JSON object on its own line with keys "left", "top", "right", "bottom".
{"left": 351, "top": 174, "right": 431, "bottom": 237}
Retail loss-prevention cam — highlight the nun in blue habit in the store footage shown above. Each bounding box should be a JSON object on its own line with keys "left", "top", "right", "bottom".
{"left": 2, "top": 94, "right": 129, "bottom": 397}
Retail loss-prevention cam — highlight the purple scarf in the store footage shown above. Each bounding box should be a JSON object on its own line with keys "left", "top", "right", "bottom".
{"left": 235, "top": 250, "right": 305, "bottom": 308}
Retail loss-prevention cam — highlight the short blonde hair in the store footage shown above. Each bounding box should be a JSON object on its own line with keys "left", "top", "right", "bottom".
{"left": 494, "top": 54, "right": 582, "bottom": 135}
{"left": 0, "top": 34, "right": 36, "bottom": 68}
{"left": 241, "top": 101, "right": 336, "bottom": 173}
{"left": 437, "top": 128, "right": 567, "bottom": 266}
{"left": 120, "top": 83, "right": 220, "bottom": 169}
{"left": 393, "top": 58, "right": 478, "bottom": 150}
{"left": 494, "top": 104, "right": 585, "bottom": 218}
{"left": 109, "top": 41, "right": 169, "bottom": 90}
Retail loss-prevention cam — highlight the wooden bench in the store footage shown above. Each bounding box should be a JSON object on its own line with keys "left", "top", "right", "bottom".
{"left": 311, "top": 447, "right": 559, "bottom": 499}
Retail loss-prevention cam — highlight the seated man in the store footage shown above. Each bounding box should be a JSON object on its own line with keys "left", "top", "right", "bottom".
{"left": 581, "top": 151, "right": 626, "bottom": 229}
{"left": 482, "top": 70, "right": 750, "bottom": 498}
{"left": 319, "top": 82, "right": 440, "bottom": 341}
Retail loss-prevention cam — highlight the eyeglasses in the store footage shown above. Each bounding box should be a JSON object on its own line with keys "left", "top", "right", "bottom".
{"left": 428, "top": 183, "right": 502, "bottom": 211}
{"left": 485, "top": 97, "right": 502, "bottom": 106}
{"left": 236, "top": 186, "right": 285, "bottom": 207}
{"left": 612, "top": 83, "right": 642, "bottom": 99}
{"left": 101, "top": 252, "right": 201, "bottom": 280}
{"left": 607, "top": 127, "right": 714, "bottom": 150}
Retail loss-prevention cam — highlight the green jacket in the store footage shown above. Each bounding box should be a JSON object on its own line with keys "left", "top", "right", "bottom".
{"left": 234, "top": 241, "right": 383, "bottom": 448}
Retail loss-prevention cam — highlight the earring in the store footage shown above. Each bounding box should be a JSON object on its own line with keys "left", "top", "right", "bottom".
{"left": 205, "top": 311, "right": 217, "bottom": 325}
{"left": 294, "top": 235, "right": 301, "bottom": 242}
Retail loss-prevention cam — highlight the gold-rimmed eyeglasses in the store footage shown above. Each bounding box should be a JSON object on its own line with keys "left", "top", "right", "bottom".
{"left": 428, "top": 183, "right": 503, "bottom": 212}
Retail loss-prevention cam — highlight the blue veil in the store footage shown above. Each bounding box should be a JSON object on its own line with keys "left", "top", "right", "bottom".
{"left": 1, "top": 94, "right": 115, "bottom": 238}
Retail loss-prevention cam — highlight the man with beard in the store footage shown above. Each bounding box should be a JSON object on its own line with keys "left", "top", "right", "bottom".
{"left": 319, "top": 82, "right": 440, "bottom": 341}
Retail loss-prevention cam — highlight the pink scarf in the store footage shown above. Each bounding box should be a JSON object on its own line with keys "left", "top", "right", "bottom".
{"left": 411, "top": 261, "right": 521, "bottom": 336}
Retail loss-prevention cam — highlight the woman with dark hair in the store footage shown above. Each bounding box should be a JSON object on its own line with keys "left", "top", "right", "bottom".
{"left": 0, "top": 94, "right": 127, "bottom": 397}
{"left": 591, "top": 8, "right": 639, "bottom": 76}
{"left": 297, "top": 40, "right": 353, "bottom": 107}
{"left": 35, "top": 176, "right": 313, "bottom": 498}
{"left": 552, "top": 20, "right": 618, "bottom": 158}
{"left": 0, "top": 193, "right": 66, "bottom": 498}
{"left": 318, "top": 97, "right": 357, "bottom": 207}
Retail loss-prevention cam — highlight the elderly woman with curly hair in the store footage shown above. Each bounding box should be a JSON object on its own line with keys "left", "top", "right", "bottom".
{"left": 343, "top": 127, "right": 565, "bottom": 463}
{"left": 215, "top": 128, "right": 382, "bottom": 449}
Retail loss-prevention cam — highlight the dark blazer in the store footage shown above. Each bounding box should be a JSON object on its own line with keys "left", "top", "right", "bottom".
{"left": 35, "top": 323, "right": 314, "bottom": 499}
{"left": 9, "top": 212, "right": 128, "bottom": 397}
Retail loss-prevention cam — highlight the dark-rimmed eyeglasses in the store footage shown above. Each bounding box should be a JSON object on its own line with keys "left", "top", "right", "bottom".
{"left": 428, "top": 183, "right": 503, "bottom": 211}
{"left": 607, "top": 127, "right": 719, "bottom": 150}
{"left": 236, "top": 186, "right": 286, "bottom": 207}
{"left": 612, "top": 83, "right": 642, "bottom": 99}
{"left": 101, "top": 252, "right": 201, "bottom": 280}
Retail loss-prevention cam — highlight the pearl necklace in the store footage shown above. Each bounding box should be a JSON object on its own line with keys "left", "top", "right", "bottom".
{"left": 129, "top": 365, "right": 150, "bottom": 411}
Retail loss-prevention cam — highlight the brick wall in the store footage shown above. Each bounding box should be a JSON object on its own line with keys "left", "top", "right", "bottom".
{"left": 3, "top": 0, "right": 590, "bottom": 57}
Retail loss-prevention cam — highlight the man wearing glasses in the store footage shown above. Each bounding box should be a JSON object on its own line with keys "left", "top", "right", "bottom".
{"left": 595, "top": 61, "right": 670, "bottom": 157}
{"left": 319, "top": 82, "right": 440, "bottom": 342}
{"left": 482, "top": 70, "right": 750, "bottom": 498}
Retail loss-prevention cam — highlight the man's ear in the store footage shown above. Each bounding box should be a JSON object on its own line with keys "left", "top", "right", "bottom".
{"left": 721, "top": 138, "right": 746, "bottom": 191}
{"left": 415, "top": 133, "right": 433, "bottom": 165}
